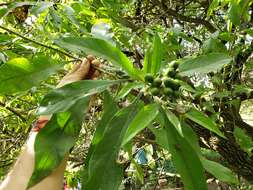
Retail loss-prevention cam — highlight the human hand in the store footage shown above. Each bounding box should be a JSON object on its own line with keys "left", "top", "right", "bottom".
{"left": 33, "top": 55, "right": 100, "bottom": 131}
{"left": 57, "top": 55, "right": 100, "bottom": 88}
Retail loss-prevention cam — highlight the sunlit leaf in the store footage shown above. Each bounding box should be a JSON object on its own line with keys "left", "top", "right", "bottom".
{"left": 28, "top": 97, "right": 90, "bottom": 188}
{"left": 185, "top": 108, "right": 225, "bottom": 138}
{"left": 37, "top": 80, "right": 122, "bottom": 115}
{"left": 202, "top": 38, "right": 227, "bottom": 53}
{"left": 84, "top": 104, "right": 140, "bottom": 190}
{"left": 153, "top": 109, "right": 208, "bottom": 190}
{"left": 122, "top": 103, "right": 159, "bottom": 146}
{"left": 179, "top": 53, "right": 232, "bottom": 76}
{"left": 228, "top": 2, "right": 241, "bottom": 26}
{"left": 55, "top": 37, "right": 143, "bottom": 79}
{"left": 30, "top": 2, "right": 54, "bottom": 15}
{"left": 165, "top": 109, "right": 182, "bottom": 135}
{"left": 207, "top": 0, "right": 219, "bottom": 16}
{"left": 132, "top": 160, "right": 144, "bottom": 184}
{"left": 181, "top": 121, "right": 238, "bottom": 184}
{"left": 84, "top": 91, "right": 118, "bottom": 163}
{"left": 151, "top": 35, "right": 162, "bottom": 74}
{"left": 91, "top": 22, "right": 115, "bottom": 45}
{"left": 0, "top": 55, "right": 61, "bottom": 94}
{"left": 234, "top": 127, "right": 253, "bottom": 156}
{"left": 143, "top": 35, "right": 162, "bottom": 75}
{"left": 62, "top": 5, "right": 79, "bottom": 26}
{"left": 201, "top": 159, "right": 239, "bottom": 184}
{"left": 116, "top": 82, "right": 143, "bottom": 100}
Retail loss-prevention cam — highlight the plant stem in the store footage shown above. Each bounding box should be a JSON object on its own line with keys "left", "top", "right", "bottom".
{"left": 0, "top": 25, "right": 118, "bottom": 76}
{"left": 0, "top": 101, "right": 26, "bottom": 122}
{"left": 0, "top": 25, "right": 81, "bottom": 61}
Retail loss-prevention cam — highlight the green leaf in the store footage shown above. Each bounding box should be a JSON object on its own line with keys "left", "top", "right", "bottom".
{"left": 62, "top": 5, "right": 80, "bottom": 26}
{"left": 143, "top": 47, "right": 152, "bottom": 73}
{"left": 0, "top": 8, "right": 8, "bottom": 18}
{"left": 202, "top": 38, "right": 227, "bottom": 54}
{"left": 0, "top": 33, "right": 14, "bottom": 45}
{"left": 55, "top": 37, "right": 143, "bottom": 79}
{"left": 132, "top": 160, "right": 144, "bottom": 184}
{"left": 151, "top": 35, "right": 162, "bottom": 74}
{"left": 0, "top": 55, "right": 61, "bottom": 94}
{"left": 179, "top": 81, "right": 196, "bottom": 93}
{"left": 84, "top": 104, "right": 140, "bottom": 190}
{"left": 244, "top": 29, "right": 253, "bottom": 37}
{"left": 153, "top": 109, "right": 208, "bottom": 190}
{"left": 91, "top": 22, "right": 115, "bottom": 44}
{"left": 180, "top": 121, "right": 201, "bottom": 155}
{"left": 228, "top": 2, "right": 241, "bottom": 26}
{"left": 181, "top": 122, "right": 238, "bottom": 184}
{"left": 116, "top": 82, "right": 144, "bottom": 100}
{"left": 234, "top": 127, "right": 253, "bottom": 156}
{"left": 82, "top": 92, "right": 118, "bottom": 186}
{"left": 178, "top": 53, "right": 232, "bottom": 76}
{"left": 122, "top": 103, "right": 159, "bottom": 146}
{"left": 207, "top": 0, "right": 219, "bottom": 16}
{"left": 201, "top": 158, "right": 239, "bottom": 184}
{"left": 84, "top": 91, "right": 118, "bottom": 163}
{"left": 185, "top": 108, "right": 225, "bottom": 138}
{"left": 0, "top": 52, "right": 6, "bottom": 63}
{"left": 37, "top": 80, "right": 122, "bottom": 115}
{"left": 28, "top": 98, "right": 90, "bottom": 188}
{"left": 143, "top": 35, "right": 162, "bottom": 75}
{"left": 30, "top": 2, "right": 54, "bottom": 15}
{"left": 165, "top": 109, "right": 183, "bottom": 135}
{"left": 149, "top": 127, "right": 169, "bottom": 149}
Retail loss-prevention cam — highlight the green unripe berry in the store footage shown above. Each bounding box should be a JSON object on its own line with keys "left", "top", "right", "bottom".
{"left": 165, "top": 68, "right": 176, "bottom": 77}
{"left": 169, "top": 61, "right": 179, "bottom": 70}
{"left": 144, "top": 74, "right": 154, "bottom": 83}
{"left": 171, "top": 79, "right": 181, "bottom": 90}
{"left": 164, "top": 87, "right": 173, "bottom": 96}
{"left": 175, "top": 73, "right": 183, "bottom": 80}
{"left": 209, "top": 72, "right": 214, "bottom": 77}
{"left": 150, "top": 87, "right": 160, "bottom": 96}
{"left": 163, "top": 77, "right": 174, "bottom": 87}
{"left": 153, "top": 78, "right": 162, "bottom": 87}
{"left": 163, "top": 78, "right": 181, "bottom": 90}
{"left": 173, "top": 91, "right": 180, "bottom": 98}
{"left": 250, "top": 90, "right": 253, "bottom": 97}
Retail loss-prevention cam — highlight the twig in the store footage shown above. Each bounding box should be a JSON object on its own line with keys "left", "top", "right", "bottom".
{"left": 73, "top": 161, "right": 85, "bottom": 168}
{"left": 0, "top": 25, "right": 81, "bottom": 61}
{"left": 0, "top": 2, "right": 13, "bottom": 6}
{"left": 0, "top": 158, "right": 13, "bottom": 163}
{"left": 0, "top": 102, "right": 26, "bottom": 122}
{"left": 2, "top": 133, "right": 23, "bottom": 155}
{"left": 153, "top": 161, "right": 165, "bottom": 190}
{"left": 0, "top": 25, "right": 119, "bottom": 76}
{"left": 134, "top": 136, "right": 156, "bottom": 144}
{"left": 92, "top": 65, "right": 117, "bottom": 78}
{"left": 159, "top": 0, "right": 217, "bottom": 33}
{"left": 0, "top": 162, "right": 13, "bottom": 168}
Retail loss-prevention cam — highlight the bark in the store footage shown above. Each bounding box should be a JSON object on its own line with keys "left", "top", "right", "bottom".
{"left": 190, "top": 106, "right": 253, "bottom": 182}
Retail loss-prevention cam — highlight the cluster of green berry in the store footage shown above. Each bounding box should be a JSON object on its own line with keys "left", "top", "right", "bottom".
{"left": 144, "top": 61, "right": 182, "bottom": 98}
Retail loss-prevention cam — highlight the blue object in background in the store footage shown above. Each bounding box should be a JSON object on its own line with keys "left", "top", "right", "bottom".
{"left": 135, "top": 148, "right": 148, "bottom": 165}
{"left": 77, "top": 182, "right": 81, "bottom": 190}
